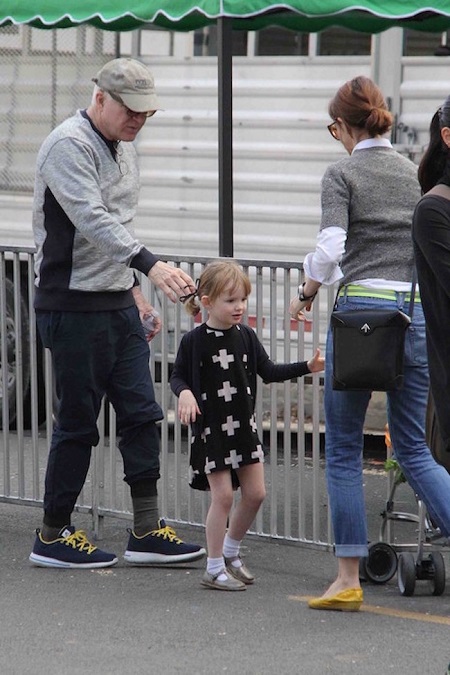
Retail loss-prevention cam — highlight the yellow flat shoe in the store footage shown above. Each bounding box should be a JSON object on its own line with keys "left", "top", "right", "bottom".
{"left": 308, "top": 588, "right": 363, "bottom": 612}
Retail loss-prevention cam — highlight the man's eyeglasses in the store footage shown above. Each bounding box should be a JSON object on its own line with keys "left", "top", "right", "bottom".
{"left": 327, "top": 121, "right": 339, "bottom": 140}
{"left": 108, "top": 91, "right": 156, "bottom": 118}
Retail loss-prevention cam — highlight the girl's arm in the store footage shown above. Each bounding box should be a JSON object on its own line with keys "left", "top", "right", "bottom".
{"left": 170, "top": 336, "right": 190, "bottom": 397}
{"left": 252, "top": 330, "right": 324, "bottom": 382}
{"left": 170, "top": 333, "right": 201, "bottom": 424}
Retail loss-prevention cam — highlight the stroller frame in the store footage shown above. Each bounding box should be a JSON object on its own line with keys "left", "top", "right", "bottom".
{"left": 360, "top": 427, "right": 448, "bottom": 596}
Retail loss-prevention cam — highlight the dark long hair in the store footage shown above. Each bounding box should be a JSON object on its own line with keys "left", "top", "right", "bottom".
{"left": 417, "top": 95, "right": 450, "bottom": 193}
{"left": 328, "top": 75, "right": 393, "bottom": 137}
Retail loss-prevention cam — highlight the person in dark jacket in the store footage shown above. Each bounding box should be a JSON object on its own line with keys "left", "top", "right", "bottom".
{"left": 413, "top": 94, "right": 450, "bottom": 456}
{"left": 170, "top": 260, "right": 324, "bottom": 591}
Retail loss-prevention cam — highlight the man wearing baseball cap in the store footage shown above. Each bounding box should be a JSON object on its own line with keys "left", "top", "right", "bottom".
{"left": 92, "top": 57, "right": 161, "bottom": 113}
{"left": 30, "top": 58, "right": 205, "bottom": 569}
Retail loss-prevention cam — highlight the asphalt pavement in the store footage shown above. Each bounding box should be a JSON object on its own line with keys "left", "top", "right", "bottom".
{"left": 1, "top": 468, "right": 450, "bottom": 675}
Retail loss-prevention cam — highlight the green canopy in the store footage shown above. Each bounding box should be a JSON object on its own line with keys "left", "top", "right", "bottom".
{"left": 2, "top": 0, "right": 450, "bottom": 33}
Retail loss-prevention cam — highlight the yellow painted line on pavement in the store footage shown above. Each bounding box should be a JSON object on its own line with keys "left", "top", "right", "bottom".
{"left": 290, "top": 596, "right": 450, "bottom": 626}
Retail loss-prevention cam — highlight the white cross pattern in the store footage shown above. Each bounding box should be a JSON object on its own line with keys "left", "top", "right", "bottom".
{"left": 252, "top": 445, "right": 264, "bottom": 462}
{"left": 218, "top": 381, "right": 237, "bottom": 402}
{"left": 221, "top": 415, "right": 240, "bottom": 436}
{"left": 201, "top": 426, "right": 211, "bottom": 442}
{"left": 224, "top": 449, "right": 243, "bottom": 469}
{"left": 205, "top": 457, "right": 217, "bottom": 474}
{"left": 206, "top": 327, "right": 224, "bottom": 337}
{"left": 250, "top": 415, "right": 258, "bottom": 433}
{"left": 212, "top": 348, "right": 235, "bottom": 370}
{"left": 189, "top": 466, "right": 200, "bottom": 482}
{"left": 201, "top": 392, "right": 207, "bottom": 401}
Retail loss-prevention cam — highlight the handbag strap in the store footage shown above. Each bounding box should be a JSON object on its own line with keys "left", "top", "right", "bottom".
{"left": 334, "top": 270, "right": 418, "bottom": 316}
{"left": 407, "top": 268, "right": 417, "bottom": 319}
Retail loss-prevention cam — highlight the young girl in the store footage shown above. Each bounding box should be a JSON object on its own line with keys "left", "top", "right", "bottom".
{"left": 170, "top": 260, "right": 324, "bottom": 591}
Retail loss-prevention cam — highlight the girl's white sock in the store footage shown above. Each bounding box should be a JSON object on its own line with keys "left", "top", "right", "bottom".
{"left": 207, "top": 556, "right": 227, "bottom": 580}
{"left": 223, "top": 534, "right": 242, "bottom": 567}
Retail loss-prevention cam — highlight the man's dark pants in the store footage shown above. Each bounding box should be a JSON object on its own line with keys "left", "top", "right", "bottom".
{"left": 36, "top": 305, "right": 163, "bottom": 528}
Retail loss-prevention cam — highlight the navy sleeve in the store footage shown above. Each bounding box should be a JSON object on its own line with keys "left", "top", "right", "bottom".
{"left": 250, "top": 329, "right": 310, "bottom": 383}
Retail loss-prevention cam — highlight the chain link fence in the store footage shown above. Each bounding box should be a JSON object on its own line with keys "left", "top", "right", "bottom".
{"left": 0, "top": 25, "right": 118, "bottom": 192}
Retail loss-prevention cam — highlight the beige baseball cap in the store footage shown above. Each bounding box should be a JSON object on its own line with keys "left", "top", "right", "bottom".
{"left": 92, "top": 58, "right": 161, "bottom": 113}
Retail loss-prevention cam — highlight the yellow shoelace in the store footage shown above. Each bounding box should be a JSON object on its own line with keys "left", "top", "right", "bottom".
{"left": 150, "top": 524, "right": 183, "bottom": 544}
{"left": 62, "top": 529, "right": 97, "bottom": 554}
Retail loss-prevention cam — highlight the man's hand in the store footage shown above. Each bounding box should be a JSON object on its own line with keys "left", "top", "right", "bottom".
{"left": 148, "top": 261, "right": 195, "bottom": 303}
{"left": 132, "top": 285, "right": 161, "bottom": 341}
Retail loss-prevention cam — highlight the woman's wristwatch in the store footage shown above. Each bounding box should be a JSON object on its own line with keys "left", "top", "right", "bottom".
{"left": 298, "top": 282, "right": 317, "bottom": 302}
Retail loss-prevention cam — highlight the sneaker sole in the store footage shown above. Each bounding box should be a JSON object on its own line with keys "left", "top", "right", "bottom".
{"left": 123, "top": 547, "right": 206, "bottom": 564}
{"left": 200, "top": 579, "right": 246, "bottom": 591}
{"left": 29, "top": 553, "right": 119, "bottom": 569}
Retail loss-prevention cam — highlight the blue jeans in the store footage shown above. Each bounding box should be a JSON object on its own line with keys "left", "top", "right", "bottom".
{"left": 36, "top": 306, "right": 163, "bottom": 526}
{"left": 325, "top": 294, "right": 450, "bottom": 557}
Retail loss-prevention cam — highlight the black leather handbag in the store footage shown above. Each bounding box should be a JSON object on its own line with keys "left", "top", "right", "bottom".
{"left": 331, "top": 308, "right": 411, "bottom": 391}
{"left": 331, "top": 282, "right": 416, "bottom": 392}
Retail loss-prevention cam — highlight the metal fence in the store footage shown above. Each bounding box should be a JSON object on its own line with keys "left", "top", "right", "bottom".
{"left": 1, "top": 245, "right": 338, "bottom": 549}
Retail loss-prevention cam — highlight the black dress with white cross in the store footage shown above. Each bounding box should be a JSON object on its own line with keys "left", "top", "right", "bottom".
{"left": 189, "top": 323, "right": 264, "bottom": 491}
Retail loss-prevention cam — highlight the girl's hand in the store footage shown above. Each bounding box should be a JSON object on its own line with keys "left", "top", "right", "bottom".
{"left": 178, "top": 389, "right": 201, "bottom": 425}
{"left": 307, "top": 348, "right": 325, "bottom": 373}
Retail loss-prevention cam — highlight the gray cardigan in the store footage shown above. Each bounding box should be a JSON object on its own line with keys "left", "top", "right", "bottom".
{"left": 321, "top": 147, "right": 421, "bottom": 284}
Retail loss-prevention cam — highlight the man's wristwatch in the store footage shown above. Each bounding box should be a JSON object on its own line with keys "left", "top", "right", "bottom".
{"left": 298, "top": 282, "right": 317, "bottom": 302}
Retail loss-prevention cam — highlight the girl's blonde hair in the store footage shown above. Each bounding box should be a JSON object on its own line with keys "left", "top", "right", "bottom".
{"left": 183, "top": 260, "right": 251, "bottom": 316}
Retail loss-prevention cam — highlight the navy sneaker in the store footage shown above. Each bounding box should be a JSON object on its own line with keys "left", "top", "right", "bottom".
{"left": 124, "top": 519, "right": 206, "bottom": 564}
{"left": 29, "top": 526, "right": 118, "bottom": 569}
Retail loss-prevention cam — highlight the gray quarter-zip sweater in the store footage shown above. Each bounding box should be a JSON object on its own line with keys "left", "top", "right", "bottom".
{"left": 33, "top": 109, "right": 157, "bottom": 311}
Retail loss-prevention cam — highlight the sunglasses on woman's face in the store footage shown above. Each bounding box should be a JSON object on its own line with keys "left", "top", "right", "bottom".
{"left": 327, "top": 121, "right": 339, "bottom": 140}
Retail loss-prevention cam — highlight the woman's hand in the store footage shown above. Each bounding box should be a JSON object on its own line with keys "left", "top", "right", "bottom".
{"left": 289, "top": 296, "right": 313, "bottom": 321}
{"left": 178, "top": 390, "right": 201, "bottom": 425}
{"left": 289, "top": 279, "right": 320, "bottom": 321}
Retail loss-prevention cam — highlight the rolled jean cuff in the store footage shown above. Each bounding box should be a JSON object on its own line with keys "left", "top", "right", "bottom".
{"left": 334, "top": 543, "right": 368, "bottom": 558}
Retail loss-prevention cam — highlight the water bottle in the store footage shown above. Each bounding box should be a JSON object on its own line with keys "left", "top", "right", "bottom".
{"left": 141, "top": 311, "right": 159, "bottom": 337}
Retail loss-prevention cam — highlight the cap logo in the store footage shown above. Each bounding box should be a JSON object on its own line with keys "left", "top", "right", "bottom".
{"left": 135, "top": 78, "right": 152, "bottom": 90}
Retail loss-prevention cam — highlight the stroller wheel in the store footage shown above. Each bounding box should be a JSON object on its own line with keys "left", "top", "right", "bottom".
{"left": 363, "top": 542, "right": 398, "bottom": 584}
{"left": 428, "top": 552, "right": 446, "bottom": 596}
{"left": 397, "top": 552, "right": 416, "bottom": 596}
{"left": 359, "top": 556, "right": 368, "bottom": 583}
